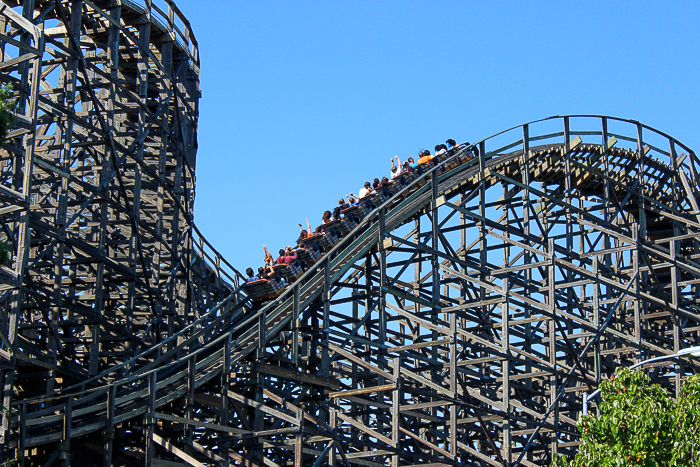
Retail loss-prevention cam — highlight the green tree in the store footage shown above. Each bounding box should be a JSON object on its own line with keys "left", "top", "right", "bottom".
{"left": 552, "top": 367, "right": 700, "bottom": 467}
{"left": 0, "top": 241, "right": 8, "bottom": 267}
{"left": 0, "top": 84, "right": 14, "bottom": 143}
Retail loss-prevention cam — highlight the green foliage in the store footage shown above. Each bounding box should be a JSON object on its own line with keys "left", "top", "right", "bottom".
{"left": 0, "top": 241, "right": 9, "bottom": 267}
{"left": 553, "top": 367, "right": 700, "bottom": 467}
{"left": 673, "top": 372, "right": 700, "bottom": 465}
{"left": 0, "top": 85, "right": 14, "bottom": 267}
{"left": 0, "top": 405, "right": 15, "bottom": 466}
{"left": 0, "top": 84, "right": 15, "bottom": 143}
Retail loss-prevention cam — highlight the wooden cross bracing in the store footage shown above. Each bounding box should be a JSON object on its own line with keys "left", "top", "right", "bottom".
{"left": 1, "top": 2, "right": 700, "bottom": 466}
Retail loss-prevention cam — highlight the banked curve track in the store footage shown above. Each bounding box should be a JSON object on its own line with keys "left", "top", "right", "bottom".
{"left": 11, "top": 116, "right": 700, "bottom": 467}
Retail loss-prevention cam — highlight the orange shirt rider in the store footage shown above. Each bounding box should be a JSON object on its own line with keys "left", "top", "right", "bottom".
{"left": 417, "top": 150, "right": 434, "bottom": 166}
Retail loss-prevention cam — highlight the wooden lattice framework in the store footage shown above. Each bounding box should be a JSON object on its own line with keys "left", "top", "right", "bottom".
{"left": 2, "top": 2, "right": 700, "bottom": 467}
{"left": 0, "top": 1, "right": 236, "bottom": 463}
{"left": 3, "top": 113, "right": 699, "bottom": 467}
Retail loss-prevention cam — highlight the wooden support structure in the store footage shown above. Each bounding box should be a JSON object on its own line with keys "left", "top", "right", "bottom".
{"left": 2, "top": 2, "right": 700, "bottom": 466}
{"left": 0, "top": 1, "right": 237, "bottom": 465}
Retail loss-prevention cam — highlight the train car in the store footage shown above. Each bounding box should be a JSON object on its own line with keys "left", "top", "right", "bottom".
{"left": 242, "top": 277, "right": 285, "bottom": 303}
{"left": 272, "top": 262, "right": 304, "bottom": 283}
{"left": 295, "top": 246, "right": 321, "bottom": 267}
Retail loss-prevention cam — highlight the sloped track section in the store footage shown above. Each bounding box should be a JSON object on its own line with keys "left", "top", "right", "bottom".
{"left": 6, "top": 115, "right": 700, "bottom": 467}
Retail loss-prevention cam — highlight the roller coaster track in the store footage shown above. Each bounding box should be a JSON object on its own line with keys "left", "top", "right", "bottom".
{"left": 1, "top": 2, "right": 700, "bottom": 466}
{"left": 7, "top": 113, "right": 700, "bottom": 467}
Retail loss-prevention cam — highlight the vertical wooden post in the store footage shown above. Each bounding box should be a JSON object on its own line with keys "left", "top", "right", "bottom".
{"left": 61, "top": 397, "right": 72, "bottom": 467}
{"left": 292, "top": 285, "right": 300, "bottom": 365}
{"left": 329, "top": 409, "right": 337, "bottom": 466}
{"left": 522, "top": 124, "right": 533, "bottom": 390}
{"left": 294, "top": 408, "right": 304, "bottom": 467}
{"left": 258, "top": 308, "right": 266, "bottom": 361}
{"left": 593, "top": 257, "right": 601, "bottom": 392}
{"left": 145, "top": 372, "right": 157, "bottom": 467}
{"left": 431, "top": 170, "right": 440, "bottom": 307}
{"left": 18, "top": 403, "right": 25, "bottom": 467}
{"left": 548, "top": 238, "right": 557, "bottom": 456}
{"left": 378, "top": 207, "right": 387, "bottom": 347}
{"left": 502, "top": 278, "right": 511, "bottom": 462}
{"left": 221, "top": 334, "right": 231, "bottom": 442}
{"left": 322, "top": 257, "right": 331, "bottom": 378}
{"left": 670, "top": 142, "right": 682, "bottom": 394}
{"left": 103, "top": 385, "right": 116, "bottom": 467}
{"left": 632, "top": 224, "right": 640, "bottom": 348}
{"left": 391, "top": 357, "right": 400, "bottom": 467}
{"left": 185, "top": 355, "right": 196, "bottom": 453}
{"left": 635, "top": 125, "right": 646, "bottom": 351}
{"left": 449, "top": 313, "right": 457, "bottom": 459}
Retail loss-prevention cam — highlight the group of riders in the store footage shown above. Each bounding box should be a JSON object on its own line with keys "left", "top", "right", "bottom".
{"left": 242, "top": 138, "right": 478, "bottom": 301}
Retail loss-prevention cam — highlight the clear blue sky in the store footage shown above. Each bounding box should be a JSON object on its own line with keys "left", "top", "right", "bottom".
{"left": 177, "top": 0, "right": 700, "bottom": 278}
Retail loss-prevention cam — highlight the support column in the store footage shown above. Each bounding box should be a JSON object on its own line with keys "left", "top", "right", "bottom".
{"left": 145, "top": 372, "right": 157, "bottom": 467}
{"left": 548, "top": 239, "right": 558, "bottom": 456}
{"left": 103, "top": 385, "right": 116, "bottom": 467}
{"left": 391, "top": 357, "right": 401, "bottom": 467}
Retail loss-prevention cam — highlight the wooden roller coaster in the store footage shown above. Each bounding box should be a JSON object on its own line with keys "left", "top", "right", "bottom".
{"left": 2, "top": 2, "right": 700, "bottom": 467}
